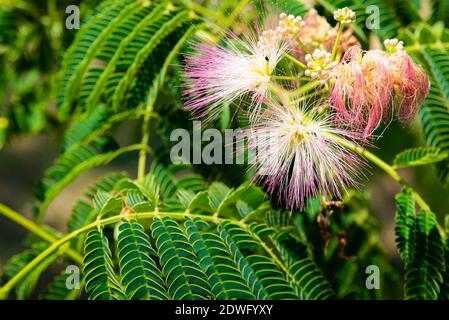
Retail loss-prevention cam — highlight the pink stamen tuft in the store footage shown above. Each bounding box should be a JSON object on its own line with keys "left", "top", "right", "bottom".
{"left": 329, "top": 45, "right": 429, "bottom": 137}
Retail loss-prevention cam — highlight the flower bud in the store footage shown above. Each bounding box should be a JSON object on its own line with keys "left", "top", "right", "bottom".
{"left": 333, "top": 7, "right": 356, "bottom": 25}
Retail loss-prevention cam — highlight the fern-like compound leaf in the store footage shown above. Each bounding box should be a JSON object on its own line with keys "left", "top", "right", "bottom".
{"left": 151, "top": 217, "right": 213, "bottom": 299}
{"left": 83, "top": 229, "right": 126, "bottom": 300}
{"left": 184, "top": 218, "right": 255, "bottom": 299}
{"left": 393, "top": 147, "right": 448, "bottom": 169}
{"left": 394, "top": 188, "right": 416, "bottom": 264}
{"left": 404, "top": 210, "right": 445, "bottom": 300}
{"left": 116, "top": 219, "right": 168, "bottom": 300}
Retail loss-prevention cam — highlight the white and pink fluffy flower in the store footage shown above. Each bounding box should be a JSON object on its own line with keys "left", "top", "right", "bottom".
{"left": 241, "top": 100, "right": 365, "bottom": 210}
{"left": 182, "top": 18, "right": 288, "bottom": 122}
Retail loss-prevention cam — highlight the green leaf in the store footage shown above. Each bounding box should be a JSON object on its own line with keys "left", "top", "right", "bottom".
{"left": 245, "top": 255, "right": 298, "bottom": 299}
{"left": 264, "top": 0, "right": 309, "bottom": 17}
{"left": 440, "top": 236, "right": 449, "bottom": 299}
{"left": 219, "top": 221, "right": 261, "bottom": 251}
{"left": 151, "top": 217, "right": 213, "bottom": 299}
{"left": 93, "top": 191, "right": 124, "bottom": 218}
{"left": 393, "top": 147, "right": 448, "bottom": 168}
{"left": 208, "top": 182, "right": 247, "bottom": 215}
{"left": 417, "top": 47, "right": 449, "bottom": 185}
{"left": 218, "top": 224, "right": 268, "bottom": 300}
{"left": 111, "top": 10, "right": 192, "bottom": 111}
{"left": 68, "top": 172, "right": 127, "bottom": 251}
{"left": 431, "top": 0, "right": 449, "bottom": 27}
{"left": 184, "top": 218, "right": 255, "bottom": 299}
{"left": 440, "top": 215, "right": 449, "bottom": 299}
{"left": 404, "top": 211, "right": 445, "bottom": 300}
{"left": 125, "top": 189, "right": 154, "bottom": 212}
{"left": 40, "top": 271, "right": 79, "bottom": 300}
{"left": 35, "top": 137, "right": 118, "bottom": 201}
{"left": 83, "top": 228, "right": 126, "bottom": 300}
{"left": 58, "top": 0, "right": 143, "bottom": 118}
{"left": 85, "top": 0, "right": 171, "bottom": 111}
{"left": 273, "top": 232, "right": 335, "bottom": 300}
{"left": 116, "top": 219, "right": 168, "bottom": 300}
{"left": 2, "top": 242, "right": 58, "bottom": 299}
{"left": 63, "top": 104, "right": 111, "bottom": 151}
{"left": 218, "top": 223, "right": 269, "bottom": 299}
{"left": 394, "top": 188, "right": 416, "bottom": 264}
{"left": 68, "top": 173, "right": 126, "bottom": 233}
{"left": 147, "top": 163, "right": 178, "bottom": 199}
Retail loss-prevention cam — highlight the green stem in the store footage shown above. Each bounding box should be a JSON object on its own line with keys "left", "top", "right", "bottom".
{"left": 137, "top": 102, "right": 155, "bottom": 184}
{"left": 182, "top": 1, "right": 224, "bottom": 23}
{"left": 292, "top": 88, "right": 329, "bottom": 104}
{"left": 294, "top": 35, "right": 311, "bottom": 56}
{"left": 250, "top": 233, "right": 289, "bottom": 275}
{"left": 285, "top": 53, "right": 307, "bottom": 70}
{"left": 69, "top": 110, "right": 155, "bottom": 152}
{"left": 223, "top": 0, "right": 250, "bottom": 29}
{"left": 179, "top": 0, "right": 246, "bottom": 30}
{"left": 336, "top": 137, "right": 449, "bottom": 239}
{"left": 293, "top": 80, "right": 322, "bottom": 98}
{"left": 331, "top": 23, "right": 344, "bottom": 61}
{"left": 271, "top": 75, "right": 298, "bottom": 81}
{"left": 0, "top": 203, "right": 83, "bottom": 264}
{"left": 334, "top": 137, "right": 431, "bottom": 212}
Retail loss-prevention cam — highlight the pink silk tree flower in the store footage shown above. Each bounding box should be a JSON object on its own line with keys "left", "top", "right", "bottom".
{"left": 384, "top": 39, "right": 430, "bottom": 123}
{"left": 329, "top": 46, "right": 394, "bottom": 137}
{"left": 329, "top": 41, "right": 430, "bottom": 138}
{"left": 239, "top": 99, "right": 365, "bottom": 210}
{"left": 182, "top": 19, "right": 288, "bottom": 122}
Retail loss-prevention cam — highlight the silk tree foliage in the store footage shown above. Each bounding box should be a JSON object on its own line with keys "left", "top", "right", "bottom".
{"left": 0, "top": 0, "right": 448, "bottom": 301}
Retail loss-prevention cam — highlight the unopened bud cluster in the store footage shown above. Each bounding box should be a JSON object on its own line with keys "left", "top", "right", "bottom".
{"left": 333, "top": 7, "right": 356, "bottom": 25}
{"left": 257, "top": 12, "right": 305, "bottom": 52}
{"left": 384, "top": 38, "right": 404, "bottom": 55}
{"left": 277, "top": 12, "right": 305, "bottom": 39}
{"left": 304, "top": 49, "right": 337, "bottom": 79}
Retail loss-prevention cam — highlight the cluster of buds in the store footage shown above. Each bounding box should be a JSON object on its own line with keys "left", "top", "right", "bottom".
{"left": 276, "top": 12, "right": 305, "bottom": 39}
{"left": 304, "top": 49, "right": 337, "bottom": 79}
{"left": 333, "top": 7, "right": 356, "bottom": 25}
{"left": 384, "top": 38, "right": 404, "bottom": 55}
{"left": 283, "top": 9, "right": 359, "bottom": 62}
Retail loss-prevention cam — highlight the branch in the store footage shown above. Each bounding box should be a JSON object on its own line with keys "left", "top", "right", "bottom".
{"left": 335, "top": 137, "right": 432, "bottom": 212}
{"left": 137, "top": 102, "right": 155, "bottom": 183}
{"left": 0, "top": 203, "right": 83, "bottom": 264}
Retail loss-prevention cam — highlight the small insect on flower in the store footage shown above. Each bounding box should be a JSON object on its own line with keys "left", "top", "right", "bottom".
{"left": 182, "top": 15, "right": 288, "bottom": 122}
{"left": 240, "top": 99, "right": 365, "bottom": 210}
